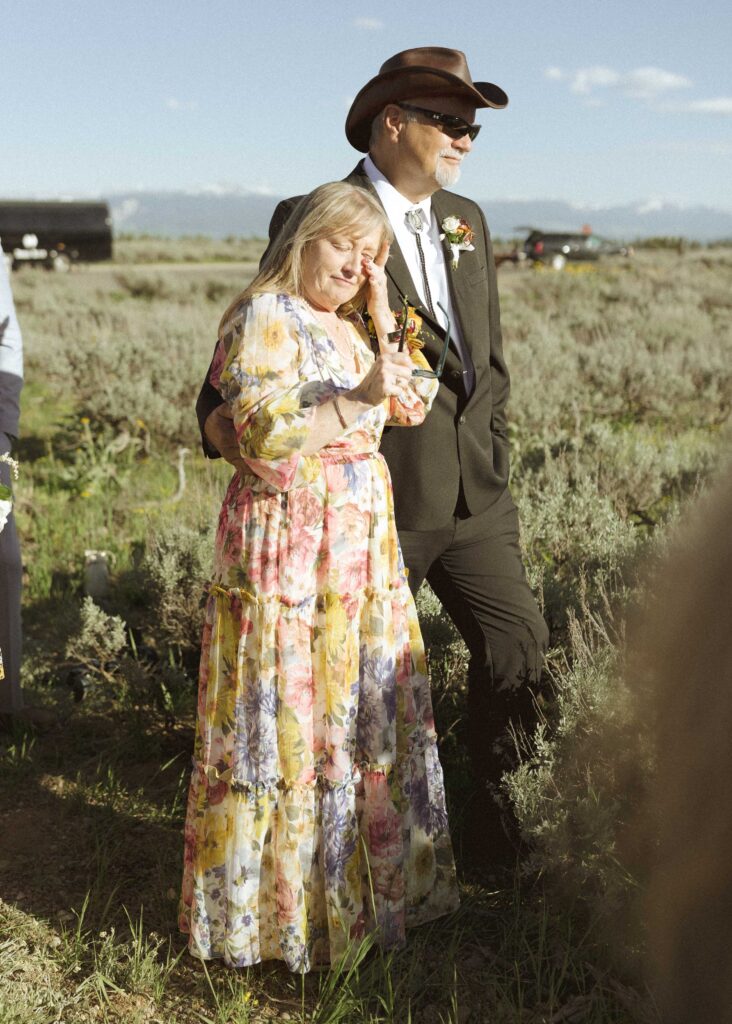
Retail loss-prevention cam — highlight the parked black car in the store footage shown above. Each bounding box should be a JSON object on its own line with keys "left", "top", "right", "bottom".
{"left": 522, "top": 229, "right": 631, "bottom": 270}
{"left": 0, "top": 200, "right": 113, "bottom": 271}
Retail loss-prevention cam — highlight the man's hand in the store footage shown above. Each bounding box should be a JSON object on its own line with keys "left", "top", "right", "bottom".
{"left": 204, "top": 405, "right": 246, "bottom": 471}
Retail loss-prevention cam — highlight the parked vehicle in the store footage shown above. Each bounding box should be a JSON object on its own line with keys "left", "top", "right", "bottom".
{"left": 494, "top": 246, "right": 526, "bottom": 268}
{"left": 522, "top": 229, "right": 632, "bottom": 270}
{"left": 0, "top": 201, "right": 112, "bottom": 271}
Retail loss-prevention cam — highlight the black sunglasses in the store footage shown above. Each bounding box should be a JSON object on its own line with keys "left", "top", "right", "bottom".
{"left": 396, "top": 294, "right": 451, "bottom": 379}
{"left": 398, "top": 102, "right": 481, "bottom": 142}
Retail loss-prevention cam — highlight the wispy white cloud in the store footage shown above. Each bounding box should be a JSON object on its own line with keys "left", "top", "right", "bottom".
{"left": 622, "top": 67, "right": 691, "bottom": 99}
{"left": 680, "top": 97, "right": 732, "bottom": 114}
{"left": 545, "top": 64, "right": 692, "bottom": 103}
{"left": 543, "top": 65, "right": 732, "bottom": 115}
{"left": 165, "top": 97, "right": 198, "bottom": 112}
{"left": 571, "top": 66, "right": 621, "bottom": 94}
{"left": 642, "top": 139, "right": 732, "bottom": 157}
{"left": 354, "top": 17, "right": 383, "bottom": 30}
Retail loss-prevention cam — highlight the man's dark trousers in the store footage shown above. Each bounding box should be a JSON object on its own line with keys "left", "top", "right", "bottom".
{"left": 398, "top": 486, "right": 548, "bottom": 854}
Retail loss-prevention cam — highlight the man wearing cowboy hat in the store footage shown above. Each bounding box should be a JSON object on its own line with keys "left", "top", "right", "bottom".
{"left": 197, "top": 47, "right": 549, "bottom": 866}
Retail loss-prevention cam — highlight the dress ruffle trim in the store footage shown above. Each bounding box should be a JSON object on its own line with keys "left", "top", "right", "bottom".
{"left": 194, "top": 732, "right": 440, "bottom": 797}
{"left": 208, "top": 580, "right": 409, "bottom": 607}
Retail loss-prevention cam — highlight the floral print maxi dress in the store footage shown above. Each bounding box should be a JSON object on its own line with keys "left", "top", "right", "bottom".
{"left": 180, "top": 292, "right": 459, "bottom": 972}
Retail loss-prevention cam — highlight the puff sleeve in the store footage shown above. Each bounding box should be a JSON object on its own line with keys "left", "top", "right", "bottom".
{"left": 214, "top": 293, "right": 317, "bottom": 491}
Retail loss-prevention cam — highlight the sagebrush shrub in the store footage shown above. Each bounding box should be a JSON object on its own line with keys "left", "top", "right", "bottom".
{"left": 515, "top": 454, "right": 642, "bottom": 635}
{"left": 505, "top": 598, "right": 652, "bottom": 919}
{"left": 15, "top": 266, "right": 254, "bottom": 446}
{"left": 64, "top": 596, "right": 127, "bottom": 667}
{"left": 129, "top": 521, "right": 213, "bottom": 657}
{"left": 504, "top": 254, "right": 732, "bottom": 450}
{"left": 52, "top": 304, "right": 215, "bottom": 444}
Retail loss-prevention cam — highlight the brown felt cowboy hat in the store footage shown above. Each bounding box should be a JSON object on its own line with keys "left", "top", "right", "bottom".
{"left": 345, "top": 47, "right": 508, "bottom": 152}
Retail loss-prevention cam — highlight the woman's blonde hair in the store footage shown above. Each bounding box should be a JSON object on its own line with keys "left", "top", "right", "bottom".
{"left": 218, "top": 181, "right": 393, "bottom": 333}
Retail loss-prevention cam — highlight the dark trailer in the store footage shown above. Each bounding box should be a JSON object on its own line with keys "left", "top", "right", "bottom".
{"left": 0, "top": 200, "right": 112, "bottom": 271}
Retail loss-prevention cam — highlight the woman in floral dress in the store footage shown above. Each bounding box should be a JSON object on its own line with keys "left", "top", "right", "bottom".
{"left": 180, "top": 182, "right": 459, "bottom": 972}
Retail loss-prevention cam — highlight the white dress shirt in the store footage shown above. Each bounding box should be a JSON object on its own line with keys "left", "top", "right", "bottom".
{"left": 363, "top": 155, "right": 472, "bottom": 388}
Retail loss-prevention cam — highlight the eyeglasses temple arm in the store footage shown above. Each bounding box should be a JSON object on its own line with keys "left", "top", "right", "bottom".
{"left": 397, "top": 292, "right": 410, "bottom": 352}
{"left": 435, "top": 301, "right": 451, "bottom": 375}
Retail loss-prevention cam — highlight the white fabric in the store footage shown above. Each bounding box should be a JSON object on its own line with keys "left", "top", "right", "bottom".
{"left": 0, "top": 243, "right": 23, "bottom": 380}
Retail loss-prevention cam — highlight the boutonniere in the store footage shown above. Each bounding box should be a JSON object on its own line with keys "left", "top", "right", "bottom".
{"left": 440, "top": 215, "right": 475, "bottom": 269}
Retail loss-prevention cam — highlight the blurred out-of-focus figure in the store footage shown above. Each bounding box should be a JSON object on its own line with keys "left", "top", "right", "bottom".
{"left": 0, "top": 239, "right": 23, "bottom": 719}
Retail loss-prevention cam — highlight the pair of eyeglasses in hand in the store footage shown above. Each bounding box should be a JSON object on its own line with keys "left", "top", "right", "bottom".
{"left": 395, "top": 294, "right": 451, "bottom": 379}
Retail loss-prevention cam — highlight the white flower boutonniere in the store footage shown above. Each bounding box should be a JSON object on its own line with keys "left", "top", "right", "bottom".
{"left": 440, "top": 215, "right": 475, "bottom": 269}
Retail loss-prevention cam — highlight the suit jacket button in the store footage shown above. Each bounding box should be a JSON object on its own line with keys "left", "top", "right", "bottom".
{"left": 458, "top": 415, "right": 467, "bottom": 425}
{"left": 451, "top": 369, "right": 462, "bottom": 381}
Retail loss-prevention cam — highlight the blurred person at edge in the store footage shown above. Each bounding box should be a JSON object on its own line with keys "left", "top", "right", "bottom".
{"left": 196, "top": 48, "right": 549, "bottom": 867}
{"left": 629, "top": 468, "right": 732, "bottom": 1024}
{"left": 0, "top": 240, "right": 23, "bottom": 721}
{"left": 179, "top": 182, "right": 459, "bottom": 972}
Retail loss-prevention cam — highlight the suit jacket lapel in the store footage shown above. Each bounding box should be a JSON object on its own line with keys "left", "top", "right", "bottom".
{"left": 430, "top": 190, "right": 474, "bottom": 355}
{"left": 385, "top": 237, "right": 424, "bottom": 311}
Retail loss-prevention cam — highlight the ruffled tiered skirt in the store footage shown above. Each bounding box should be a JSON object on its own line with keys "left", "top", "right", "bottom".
{"left": 179, "top": 451, "right": 459, "bottom": 971}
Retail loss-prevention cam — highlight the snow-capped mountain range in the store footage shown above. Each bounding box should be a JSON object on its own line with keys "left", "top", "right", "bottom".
{"left": 108, "top": 190, "right": 732, "bottom": 243}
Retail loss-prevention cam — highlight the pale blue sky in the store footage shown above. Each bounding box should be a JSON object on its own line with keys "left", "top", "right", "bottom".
{"left": 3, "top": 0, "right": 731, "bottom": 208}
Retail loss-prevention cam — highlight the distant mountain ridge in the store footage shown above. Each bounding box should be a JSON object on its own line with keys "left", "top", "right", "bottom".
{"left": 110, "top": 192, "right": 281, "bottom": 240}
{"left": 108, "top": 190, "right": 732, "bottom": 243}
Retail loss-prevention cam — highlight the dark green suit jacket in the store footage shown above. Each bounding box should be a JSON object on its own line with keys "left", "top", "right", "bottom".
{"left": 196, "top": 161, "right": 511, "bottom": 531}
